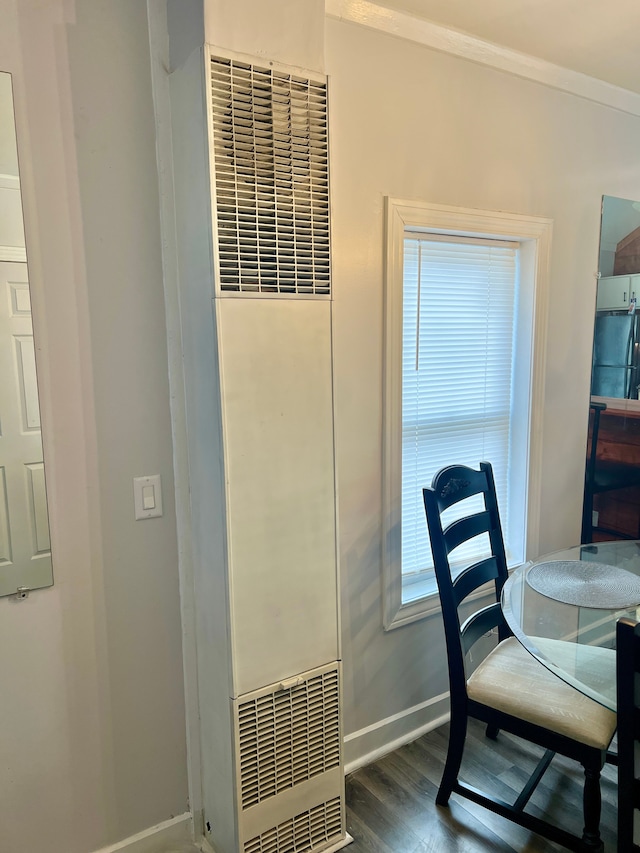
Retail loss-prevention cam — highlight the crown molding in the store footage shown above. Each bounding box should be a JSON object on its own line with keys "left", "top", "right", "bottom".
{"left": 325, "top": 0, "right": 640, "bottom": 118}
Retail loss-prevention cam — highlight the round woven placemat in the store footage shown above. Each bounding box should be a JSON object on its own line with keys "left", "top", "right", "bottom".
{"left": 525, "top": 560, "right": 640, "bottom": 609}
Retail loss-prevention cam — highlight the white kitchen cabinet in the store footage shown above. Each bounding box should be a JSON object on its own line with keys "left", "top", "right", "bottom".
{"left": 596, "top": 275, "right": 633, "bottom": 311}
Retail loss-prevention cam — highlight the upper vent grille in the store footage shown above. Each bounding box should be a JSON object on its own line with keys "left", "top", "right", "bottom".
{"left": 238, "top": 668, "right": 340, "bottom": 809}
{"left": 244, "top": 797, "right": 343, "bottom": 853}
{"left": 210, "top": 56, "right": 331, "bottom": 296}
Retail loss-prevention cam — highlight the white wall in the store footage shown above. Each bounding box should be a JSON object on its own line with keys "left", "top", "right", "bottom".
{"left": 0, "top": 2, "right": 188, "bottom": 851}
{"left": 204, "top": 0, "right": 325, "bottom": 72}
{"left": 326, "top": 18, "right": 640, "bottom": 764}
{"left": 4, "top": 1, "right": 640, "bottom": 849}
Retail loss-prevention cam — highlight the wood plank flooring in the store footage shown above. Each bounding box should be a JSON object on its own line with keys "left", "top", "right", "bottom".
{"left": 345, "top": 719, "right": 618, "bottom": 852}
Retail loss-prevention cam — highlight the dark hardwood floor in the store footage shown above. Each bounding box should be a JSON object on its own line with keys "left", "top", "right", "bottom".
{"left": 345, "top": 719, "right": 618, "bottom": 852}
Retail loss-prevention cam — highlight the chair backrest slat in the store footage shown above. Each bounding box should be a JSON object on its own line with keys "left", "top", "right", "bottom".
{"left": 461, "top": 602, "right": 502, "bottom": 657}
{"left": 432, "top": 466, "right": 487, "bottom": 511}
{"left": 443, "top": 510, "right": 491, "bottom": 555}
{"left": 452, "top": 556, "right": 500, "bottom": 608}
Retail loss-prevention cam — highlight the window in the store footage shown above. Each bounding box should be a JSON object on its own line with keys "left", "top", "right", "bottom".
{"left": 383, "top": 199, "right": 552, "bottom": 630}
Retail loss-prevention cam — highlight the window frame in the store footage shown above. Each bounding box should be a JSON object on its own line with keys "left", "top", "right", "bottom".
{"left": 382, "top": 198, "right": 552, "bottom": 630}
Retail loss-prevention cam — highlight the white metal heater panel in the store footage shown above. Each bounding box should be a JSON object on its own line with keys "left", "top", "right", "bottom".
{"left": 217, "top": 297, "right": 338, "bottom": 696}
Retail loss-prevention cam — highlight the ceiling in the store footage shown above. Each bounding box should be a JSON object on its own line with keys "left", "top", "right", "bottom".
{"left": 373, "top": 0, "right": 640, "bottom": 94}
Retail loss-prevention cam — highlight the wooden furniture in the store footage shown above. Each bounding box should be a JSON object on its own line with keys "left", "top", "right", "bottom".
{"left": 613, "top": 225, "right": 640, "bottom": 276}
{"left": 616, "top": 617, "right": 640, "bottom": 852}
{"left": 584, "top": 399, "right": 640, "bottom": 541}
{"left": 422, "top": 462, "right": 616, "bottom": 852}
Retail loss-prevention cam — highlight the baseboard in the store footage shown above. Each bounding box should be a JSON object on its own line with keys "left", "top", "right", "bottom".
{"left": 343, "top": 692, "right": 449, "bottom": 774}
{"left": 90, "top": 697, "right": 450, "bottom": 850}
{"left": 91, "top": 813, "right": 193, "bottom": 853}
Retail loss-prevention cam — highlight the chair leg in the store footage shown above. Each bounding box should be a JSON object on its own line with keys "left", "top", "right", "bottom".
{"left": 580, "top": 765, "right": 603, "bottom": 852}
{"left": 485, "top": 723, "right": 500, "bottom": 740}
{"left": 581, "top": 489, "right": 594, "bottom": 545}
{"left": 437, "top": 711, "right": 467, "bottom": 806}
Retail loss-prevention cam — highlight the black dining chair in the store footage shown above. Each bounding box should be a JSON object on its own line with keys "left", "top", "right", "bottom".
{"left": 582, "top": 401, "right": 640, "bottom": 543}
{"left": 616, "top": 617, "right": 640, "bottom": 852}
{"left": 423, "top": 461, "right": 617, "bottom": 852}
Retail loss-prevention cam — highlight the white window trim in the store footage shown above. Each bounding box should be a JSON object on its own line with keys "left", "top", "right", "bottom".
{"left": 382, "top": 198, "right": 552, "bottom": 631}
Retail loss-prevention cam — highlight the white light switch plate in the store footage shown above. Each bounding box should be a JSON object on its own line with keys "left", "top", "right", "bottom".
{"left": 133, "top": 474, "right": 163, "bottom": 519}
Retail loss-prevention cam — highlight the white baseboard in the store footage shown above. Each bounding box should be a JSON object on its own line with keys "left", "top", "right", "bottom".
{"left": 343, "top": 692, "right": 449, "bottom": 774}
{"left": 89, "top": 698, "right": 450, "bottom": 851}
{"left": 90, "top": 813, "right": 193, "bottom": 853}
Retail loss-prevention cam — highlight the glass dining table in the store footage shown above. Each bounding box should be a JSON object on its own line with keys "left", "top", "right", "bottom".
{"left": 501, "top": 539, "right": 640, "bottom": 711}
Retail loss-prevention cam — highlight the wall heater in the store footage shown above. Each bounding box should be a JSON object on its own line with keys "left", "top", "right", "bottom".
{"left": 167, "top": 36, "right": 348, "bottom": 853}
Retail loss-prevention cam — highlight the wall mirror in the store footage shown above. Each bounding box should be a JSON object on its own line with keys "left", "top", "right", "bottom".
{"left": 592, "top": 195, "right": 640, "bottom": 400}
{"left": 0, "top": 71, "right": 53, "bottom": 598}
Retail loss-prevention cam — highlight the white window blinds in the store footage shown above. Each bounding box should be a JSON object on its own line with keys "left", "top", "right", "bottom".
{"left": 401, "top": 235, "right": 518, "bottom": 585}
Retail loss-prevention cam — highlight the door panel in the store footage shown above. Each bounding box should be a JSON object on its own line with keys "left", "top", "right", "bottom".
{"left": 0, "top": 261, "right": 52, "bottom": 594}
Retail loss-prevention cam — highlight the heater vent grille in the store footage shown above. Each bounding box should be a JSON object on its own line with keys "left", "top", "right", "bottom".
{"left": 210, "top": 56, "right": 331, "bottom": 296}
{"left": 238, "top": 668, "right": 340, "bottom": 809}
{"left": 244, "top": 796, "right": 343, "bottom": 853}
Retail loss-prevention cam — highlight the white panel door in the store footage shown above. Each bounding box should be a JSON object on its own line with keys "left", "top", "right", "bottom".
{"left": 0, "top": 261, "right": 52, "bottom": 596}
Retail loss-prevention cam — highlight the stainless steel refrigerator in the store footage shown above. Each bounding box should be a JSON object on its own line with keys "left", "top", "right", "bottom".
{"left": 591, "top": 312, "right": 640, "bottom": 398}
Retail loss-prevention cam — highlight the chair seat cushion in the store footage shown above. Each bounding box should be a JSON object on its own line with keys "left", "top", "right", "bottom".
{"left": 467, "top": 637, "right": 616, "bottom": 750}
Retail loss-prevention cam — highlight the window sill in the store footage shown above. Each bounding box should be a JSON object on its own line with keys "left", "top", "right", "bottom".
{"left": 384, "top": 589, "right": 443, "bottom": 630}
{"left": 384, "top": 568, "right": 521, "bottom": 632}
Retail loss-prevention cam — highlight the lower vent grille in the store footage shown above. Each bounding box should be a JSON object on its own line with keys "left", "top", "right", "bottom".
{"left": 238, "top": 668, "right": 340, "bottom": 809}
{"left": 244, "top": 796, "right": 343, "bottom": 853}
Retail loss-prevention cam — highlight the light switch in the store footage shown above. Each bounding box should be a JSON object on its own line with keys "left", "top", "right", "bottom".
{"left": 133, "top": 475, "right": 163, "bottom": 520}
